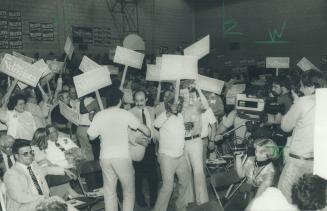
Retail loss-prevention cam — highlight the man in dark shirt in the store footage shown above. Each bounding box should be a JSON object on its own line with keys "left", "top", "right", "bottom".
{"left": 51, "top": 90, "right": 70, "bottom": 134}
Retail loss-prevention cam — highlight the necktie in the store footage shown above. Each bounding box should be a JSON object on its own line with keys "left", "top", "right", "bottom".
{"left": 27, "top": 166, "right": 43, "bottom": 195}
{"left": 142, "top": 109, "right": 147, "bottom": 126}
{"left": 7, "top": 155, "right": 13, "bottom": 168}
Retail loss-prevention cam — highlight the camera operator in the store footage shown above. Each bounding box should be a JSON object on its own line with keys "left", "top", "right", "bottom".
{"left": 266, "top": 76, "right": 293, "bottom": 125}
{"left": 235, "top": 138, "right": 278, "bottom": 199}
{"left": 278, "top": 69, "right": 327, "bottom": 203}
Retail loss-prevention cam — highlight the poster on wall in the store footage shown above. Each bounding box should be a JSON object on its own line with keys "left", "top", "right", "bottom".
{"left": 0, "top": 10, "right": 22, "bottom": 49}
{"left": 93, "top": 27, "right": 111, "bottom": 46}
{"left": 72, "top": 26, "right": 93, "bottom": 44}
{"left": 29, "top": 22, "right": 42, "bottom": 41}
{"left": 41, "top": 23, "right": 54, "bottom": 41}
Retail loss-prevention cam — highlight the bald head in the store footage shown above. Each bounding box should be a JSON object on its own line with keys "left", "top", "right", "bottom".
{"left": 0, "top": 135, "right": 15, "bottom": 155}
{"left": 134, "top": 90, "right": 147, "bottom": 109}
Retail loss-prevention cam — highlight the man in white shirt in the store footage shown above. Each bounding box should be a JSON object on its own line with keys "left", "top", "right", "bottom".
{"left": 201, "top": 105, "right": 217, "bottom": 164}
{"left": 4, "top": 139, "right": 77, "bottom": 211}
{"left": 87, "top": 87, "right": 151, "bottom": 211}
{"left": 153, "top": 95, "right": 193, "bottom": 211}
{"left": 278, "top": 69, "right": 326, "bottom": 202}
{"left": 0, "top": 135, "right": 15, "bottom": 171}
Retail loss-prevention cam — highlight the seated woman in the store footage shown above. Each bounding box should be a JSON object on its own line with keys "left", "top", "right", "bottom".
{"left": 235, "top": 138, "right": 278, "bottom": 199}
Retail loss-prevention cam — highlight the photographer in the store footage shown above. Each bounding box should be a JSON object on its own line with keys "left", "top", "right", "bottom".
{"left": 235, "top": 138, "right": 278, "bottom": 199}
{"left": 266, "top": 76, "right": 293, "bottom": 125}
{"left": 278, "top": 69, "right": 327, "bottom": 203}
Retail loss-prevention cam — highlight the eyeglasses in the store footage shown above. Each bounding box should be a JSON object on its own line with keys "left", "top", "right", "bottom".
{"left": 19, "top": 150, "right": 35, "bottom": 157}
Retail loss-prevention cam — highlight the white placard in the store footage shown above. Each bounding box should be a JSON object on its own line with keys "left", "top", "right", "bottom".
{"left": 226, "top": 84, "right": 246, "bottom": 105}
{"left": 0, "top": 54, "right": 42, "bottom": 87}
{"left": 46, "top": 60, "right": 64, "bottom": 74}
{"left": 314, "top": 88, "right": 327, "bottom": 179}
{"left": 79, "top": 56, "right": 102, "bottom": 72}
{"left": 64, "top": 36, "right": 74, "bottom": 60}
{"left": 297, "top": 57, "right": 320, "bottom": 72}
{"left": 103, "top": 65, "right": 119, "bottom": 75}
{"left": 73, "top": 68, "right": 112, "bottom": 98}
{"left": 114, "top": 46, "right": 145, "bottom": 69}
{"left": 266, "top": 57, "right": 290, "bottom": 69}
{"left": 197, "top": 74, "right": 224, "bottom": 95}
{"left": 146, "top": 64, "right": 161, "bottom": 81}
{"left": 17, "top": 82, "right": 28, "bottom": 90}
{"left": 160, "top": 55, "right": 198, "bottom": 80}
{"left": 33, "top": 59, "right": 51, "bottom": 77}
{"left": 12, "top": 51, "right": 35, "bottom": 64}
{"left": 59, "top": 101, "right": 80, "bottom": 126}
{"left": 184, "top": 35, "right": 210, "bottom": 60}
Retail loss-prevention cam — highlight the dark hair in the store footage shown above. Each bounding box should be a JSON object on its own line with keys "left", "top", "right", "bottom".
{"left": 301, "top": 69, "right": 326, "bottom": 89}
{"left": 189, "top": 88, "right": 200, "bottom": 97}
{"left": 7, "top": 93, "right": 26, "bottom": 110}
{"left": 106, "top": 87, "right": 123, "bottom": 107}
{"left": 12, "top": 139, "right": 31, "bottom": 155}
{"left": 31, "top": 128, "right": 49, "bottom": 150}
{"left": 292, "top": 174, "right": 326, "bottom": 210}
{"left": 272, "top": 75, "right": 291, "bottom": 90}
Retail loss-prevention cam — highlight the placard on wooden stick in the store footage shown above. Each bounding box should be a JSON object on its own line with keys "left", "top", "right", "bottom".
{"left": 197, "top": 74, "right": 224, "bottom": 95}
{"left": 79, "top": 56, "right": 102, "bottom": 72}
{"left": 59, "top": 101, "right": 80, "bottom": 126}
{"left": 0, "top": 54, "right": 43, "bottom": 87}
{"left": 73, "top": 68, "right": 112, "bottom": 98}
{"left": 266, "top": 57, "right": 290, "bottom": 76}
{"left": 297, "top": 57, "right": 320, "bottom": 72}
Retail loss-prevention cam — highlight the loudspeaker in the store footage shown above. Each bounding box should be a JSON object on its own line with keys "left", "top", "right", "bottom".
{"left": 187, "top": 201, "right": 224, "bottom": 211}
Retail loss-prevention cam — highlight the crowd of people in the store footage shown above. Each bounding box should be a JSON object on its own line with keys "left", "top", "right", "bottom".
{"left": 0, "top": 50, "right": 326, "bottom": 211}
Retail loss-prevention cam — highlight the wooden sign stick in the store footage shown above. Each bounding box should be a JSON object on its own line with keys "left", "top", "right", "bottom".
{"left": 61, "top": 55, "right": 68, "bottom": 74}
{"left": 120, "top": 65, "right": 128, "bottom": 90}
{"left": 95, "top": 90, "right": 104, "bottom": 110}
{"left": 174, "top": 79, "right": 180, "bottom": 103}
{"left": 276, "top": 68, "right": 279, "bottom": 76}
{"left": 156, "top": 82, "right": 162, "bottom": 104}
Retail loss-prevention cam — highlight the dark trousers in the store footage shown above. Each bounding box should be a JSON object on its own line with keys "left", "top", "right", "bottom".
{"left": 133, "top": 143, "right": 158, "bottom": 206}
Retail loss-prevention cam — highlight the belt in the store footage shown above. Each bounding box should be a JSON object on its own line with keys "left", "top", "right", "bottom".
{"left": 289, "top": 153, "right": 313, "bottom": 161}
{"left": 185, "top": 134, "right": 200, "bottom": 141}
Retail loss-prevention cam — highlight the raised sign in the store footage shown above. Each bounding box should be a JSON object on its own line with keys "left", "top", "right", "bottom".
{"left": 114, "top": 46, "right": 144, "bottom": 69}
{"left": 266, "top": 57, "right": 290, "bottom": 69}
{"left": 184, "top": 35, "right": 210, "bottom": 60}
{"left": 160, "top": 55, "right": 198, "bottom": 80}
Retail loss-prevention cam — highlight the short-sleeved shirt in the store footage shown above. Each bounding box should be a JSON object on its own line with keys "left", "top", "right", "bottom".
{"left": 154, "top": 112, "right": 185, "bottom": 158}
{"left": 281, "top": 95, "right": 315, "bottom": 157}
{"left": 87, "top": 107, "right": 140, "bottom": 159}
{"left": 201, "top": 108, "right": 217, "bottom": 138}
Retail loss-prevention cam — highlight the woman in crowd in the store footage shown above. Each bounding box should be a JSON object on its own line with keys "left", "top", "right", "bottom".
{"left": 0, "top": 80, "right": 37, "bottom": 140}
{"left": 25, "top": 88, "right": 48, "bottom": 129}
{"left": 235, "top": 138, "right": 278, "bottom": 199}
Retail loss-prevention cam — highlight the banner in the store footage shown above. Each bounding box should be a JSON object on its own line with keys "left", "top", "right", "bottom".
{"left": 266, "top": 57, "right": 290, "bottom": 69}
{"left": 79, "top": 56, "right": 101, "bottom": 72}
{"left": 12, "top": 51, "right": 35, "bottom": 64}
{"left": 160, "top": 55, "right": 198, "bottom": 80}
{"left": 297, "top": 57, "right": 320, "bottom": 72}
{"left": 73, "top": 68, "right": 112, "bottom": 98}
{"left": 46, "top": 60, "right": 64, "bottom": 74}
{"left": 197, "top": 75, "right": 224, "bottom": 95}
{"left": 114, "top": 46, "right": 144, "bottom": 69}
{"left": 314, "top": 88, "right": 327, "bottom": 179}
{"left": 59, "top": 101, "right": 80, "bottom": 126}
{"left": 183, "top": 35, "right": 210, "bottom": 60}
{"left": 0, "top": 54, "right": 42, "bottom": 87}
{"left": 146, "top": 64, "right": 160, "bottom": 81}
{"left": 64, "top": 36, "right": 74, "bottom": 60}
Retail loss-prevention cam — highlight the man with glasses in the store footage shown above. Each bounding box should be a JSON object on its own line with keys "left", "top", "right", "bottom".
{"left": 4, "top": 139, "right": 76, "bottom": 211}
